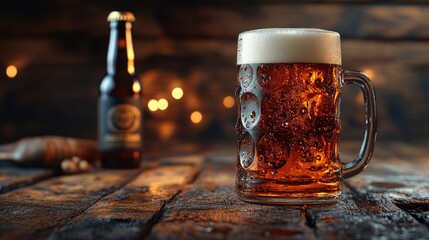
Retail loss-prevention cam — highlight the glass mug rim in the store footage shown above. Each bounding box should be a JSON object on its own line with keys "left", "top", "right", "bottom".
{"left": 235, "top": 28, "right": 377, "bottom": 205}
{"left": 237, "top": 28, "right": 342, "bottom": 66}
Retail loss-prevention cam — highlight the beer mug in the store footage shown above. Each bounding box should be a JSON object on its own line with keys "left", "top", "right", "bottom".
{"left": 236, "top": 28, "right": 377, "bottom": 204}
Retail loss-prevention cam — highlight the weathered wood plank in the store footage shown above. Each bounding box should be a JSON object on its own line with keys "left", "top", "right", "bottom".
{"left": 344, "top": 157, "right": 429, "bottom": 227}
{"left": 305, "top": 188, "right": 429, "bottom": 239}
{"left": 322, "top": 141, "right": 429, "bottom": 234}
{"left": 47, "top": 155, "right": 204, "bottom": 240}
{"left": 295, "top": 148, "right": 429, "bottom": 239}
{"left": 0, "top": 144, "right": 428, "bottom": 239}
{"left": 0, "top": 162, "right": 54, "bottom": 194}
{"left": 149, "top": 147, "right": 429, "bottom": 239}
{"left": 1, "top": 3, "right": 428, "bottom": 40}
{"left": 0, "top": 169, "right": 141, "bottom": 240}
{"left": 392, "top": 199, "right": 429, "bottom": 226}
{"left": 304, "top": 143, "right": 429, "bottom": 239}
{"left": 149, "top": 4, "right": 429, "bottom": 40}
{"left": 149, "top": 160, "right": 312, "bottom": 239}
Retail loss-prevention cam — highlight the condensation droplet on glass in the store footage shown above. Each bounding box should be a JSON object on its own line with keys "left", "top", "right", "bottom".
{"left": 241, "top": 92, "right": 260, "bottom": 129}
{"left": 239, "top": 132, "right": 254, "bottom": 169}
{"left": 239, "top": 64, "right": 253, "bottom": 88}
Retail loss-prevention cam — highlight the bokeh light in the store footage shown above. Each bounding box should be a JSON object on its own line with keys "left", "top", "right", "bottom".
{"left": 190, "top": 111, "right": 203, "bottom": 124}
{"left": 363, "top": 68, "right": 375, "bottom": 79}
{"left": 172, "top": 87, "right": 184, "bottom": 100}
{"left": 223, "top": 96, "right": 235, "bottom": 108}
{"left": 158, "top": 98, "right": 169, "bottom": 110}
{"left": 132, "top": 81, "right": 141, "bottom": 93}
{"left": 158, "top": 121, "right": 176, "bottom": 141}
{"left": 148, "top": 99, "right": 159, "bottom": 111}
{"left": 128, "top": 65, "right": 135, "bottom": 75}
{"left": 6, "top": 65, "right": 17, "bottom": 78}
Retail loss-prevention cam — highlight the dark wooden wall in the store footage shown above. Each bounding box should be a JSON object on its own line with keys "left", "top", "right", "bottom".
{"left": 0, "top": 0, "right": 428, "bottom": 147}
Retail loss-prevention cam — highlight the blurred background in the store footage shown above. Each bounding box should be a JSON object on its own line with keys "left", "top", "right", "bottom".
{"left": 0, "top": 0, "right": 428, "bottom": 150}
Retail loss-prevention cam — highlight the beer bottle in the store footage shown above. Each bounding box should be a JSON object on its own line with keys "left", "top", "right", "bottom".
{"left": 98, "top": 11, "right": 143, "bottom": 168}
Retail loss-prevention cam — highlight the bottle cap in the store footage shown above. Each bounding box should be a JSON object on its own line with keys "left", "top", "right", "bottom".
{"left": 107, "top": 11, "right": 135, "bottom": 22}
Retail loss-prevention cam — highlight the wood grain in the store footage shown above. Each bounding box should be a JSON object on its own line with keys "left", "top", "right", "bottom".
{"left": 149, "top": 161, "right": 311, "bottom": 239}
{"left": 0, "top": 169, "right": 140, "bottom": 240}
{"left": 0, "top": 162, "right": 53, "bottom": 194}
{"left": 305, "top": 189, "right": 429, "bottom": 239}
{"left": 48, "top": 155, "right": 203, "bottom": 240}
{"left": 0, "top": 143, "right": 428, "bottom": 239}
{"left": 306, "top": 161, "right": 429, "bottom": 239}
{"left": 1, "top": 3, "right": 428, "bottom": 40}
{"left": 148, "top": 149, "right": 429, "bottom": 239}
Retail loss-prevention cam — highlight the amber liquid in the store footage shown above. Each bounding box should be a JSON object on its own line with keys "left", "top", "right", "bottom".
{"left": 100, "top": 148, "right": 141, "bottom": 169}
{"left": 236, "top": 63, "right": 342, "bottom": 204}
{"left": 99, "top": 20, "right": 142, "bottom": 169}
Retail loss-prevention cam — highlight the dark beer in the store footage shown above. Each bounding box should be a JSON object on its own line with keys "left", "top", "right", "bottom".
{"left": 236, "top": 63, "right": 342, "bottom": 201}
{"left": 236, "top": 28, "right": 377, "bottom": 204}
{"left": 236, "top": 28, "right": 344, "bottom": 204}
{"left": 98, "top": 11, "right": 143, "bottom": 168}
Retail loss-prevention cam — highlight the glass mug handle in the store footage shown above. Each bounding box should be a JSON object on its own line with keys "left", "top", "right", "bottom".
{"left": 341, "top": 70, "right": 377, "bottom": 179}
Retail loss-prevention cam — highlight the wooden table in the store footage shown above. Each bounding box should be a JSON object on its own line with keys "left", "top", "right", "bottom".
{"left": 0, "top": 142, "right": 428, "bottom": 239}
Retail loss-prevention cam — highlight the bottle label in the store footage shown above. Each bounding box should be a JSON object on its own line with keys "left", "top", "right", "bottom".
{"left": 99, "top": 97, "right": 142, "bottom": 150}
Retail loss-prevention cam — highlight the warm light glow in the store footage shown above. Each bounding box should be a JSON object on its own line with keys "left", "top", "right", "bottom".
{"left": 128, "top": 64, "right": 135, "bottom": 75}
{"left": 158, "top": 98, "right": 169, "bottom": 110}
{"left": 132, "top": 81, "right": 141, "bottom": 93}
{"left": 6, "top": 65, "right": 17, "bottom": 78}
{"left": 190, "top": 111, "right": 203, "bottom": 124}
{"left": 363, "top": 68, "right": 375, "bottom": 80}
{"left": 126, "top": 22, "right": 135, "bottom": 75}
{"left": 172, "top": 87, "right": 184, "bottom": 100}
{"left": 223, "top": 96, "right": 235, "bottom": 108}
{"left": 148, "top": 99, "right": 159, "bottom": 111}
{"left": 354, "top": 92, "right": 364, "bottom": 106}
{"left": 158, "top": 121, "right": 176, "bottom": 141}
{"left": 133, "top": 151, "right": 140, "bottom": 158}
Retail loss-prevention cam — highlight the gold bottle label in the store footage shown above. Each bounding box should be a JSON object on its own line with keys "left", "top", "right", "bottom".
{"left": 99, "top": 98, "right": 142, "bottom": 150}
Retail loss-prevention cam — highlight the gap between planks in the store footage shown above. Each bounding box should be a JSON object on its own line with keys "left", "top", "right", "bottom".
{"left": 139, "top": 156, "right": 206, "bottom": 238}
{"left": 54, "top": 168, "right": 144, "bottom": 233}
{"left": 344, "top": 180, "right": 429, "bottom": 229}
{"left": 47, "top": 155, "right": 205, "bottom": 240}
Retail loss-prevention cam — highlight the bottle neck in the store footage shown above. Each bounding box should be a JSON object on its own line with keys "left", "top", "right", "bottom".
{"left": 107, "top": 21, "right": 135, "bottom": 76}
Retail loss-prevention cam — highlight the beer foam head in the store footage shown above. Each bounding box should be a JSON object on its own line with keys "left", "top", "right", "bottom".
{"left": 237, "top": 28, "right": 341, "bottom": 65}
